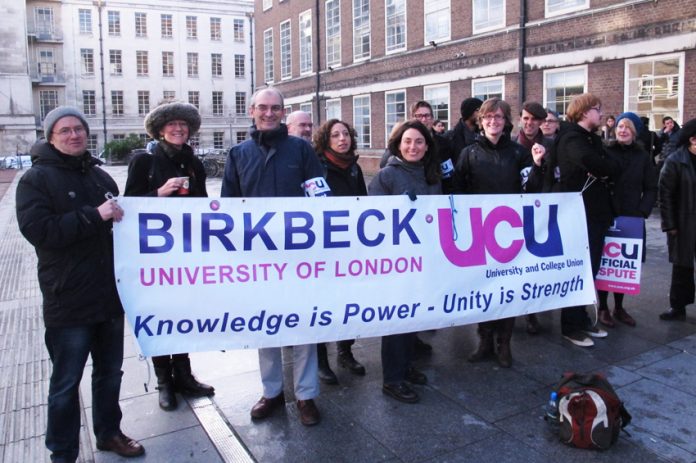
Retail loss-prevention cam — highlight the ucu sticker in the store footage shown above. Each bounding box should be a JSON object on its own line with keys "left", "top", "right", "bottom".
{"left": 301, "top": 177, "right": 331, "bottom": 197}
{"left": 440, "top": 159, "right": 454, "bottom": 179}
{"left": 604, "top": 241, "right": 639, "bottom": 259}
{"left": 437, "top": 204, "right": 564, "bottom": 267}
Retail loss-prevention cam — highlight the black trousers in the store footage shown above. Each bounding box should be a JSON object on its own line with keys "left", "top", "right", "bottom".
{"left": 670, "top": 264, "right": 695, "bottom": 309}
{"left": 381, "top": 332, "right": 415, "bottom": 384}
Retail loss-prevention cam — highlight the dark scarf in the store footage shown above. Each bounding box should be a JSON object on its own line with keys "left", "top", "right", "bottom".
{"left": 250, "top": 123, "right": 289, "bottom": 149}
{"left": 324, "top": 148, "right": 357, "bottom": 170}
{"left": 56, "top": 150, "right": 94, "bottom": 173}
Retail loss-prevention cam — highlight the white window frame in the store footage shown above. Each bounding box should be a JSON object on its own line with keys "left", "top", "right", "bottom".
{"left": 187, "top": 52, "right": 199, "bottom": 78}
{"left": 545, "top": 0, "right": 589, "bottom": 18}
{"left": 473, "top": 0, "right": 505, "bottom": 34}
{"left": 162, "top": 51, "right": 174, "bottom": 77}
{"left": 107, "top": 10, "right": 120, "bottom": 36}
{"left": 325, "top": 98, "right": 341, "bottom": 121}
{"left": 78, "top": 9, "right": 92, "bottom": 35}
{"left": 424, "top": 84, "right": 450, "bottom": 129}
{"left": 353, "top": 0, "right": 371, "bottom": 62}
{"left": 210, "top": 17, "right": 222, "bottom": 41}
{"left": 472, "top": 76, "right": 505, "bottom": 101}
{"left": 186, "top": 16, "right": 197, "bottom": 40}
{"left": 384, "top": 90, "right": 406, "bottom": 145}
{"left": 353, "top": 95, "right": 371, "bottom": 149}
{"left": 263, "top": 28, "right": 274, "bottom": 84}
{"left": 234, "top": 54, "right": 245, "bottom": 79}
{"left": 325, "top": 0, "right": 341, "bottom": 68}
{"left": 424, "top": 0, "right": 450, "bottom": 44}
{"left": 543, "top": 65, "right": 588, "bottom": 117}
{"left": 211, "top": 53, "right": 223, "bottom": 78}
{"left": 623, "top": 52, "right": 684, "bottom": 129}
{"left": 233, "top": 18, "right": 245, "bottom": 42}
{"left": 385, "top": 0, "right": 406, "bottom": 54}
{"left": 135, "top": 12, "right": 147, "bottom": 37}
{"left": 280, "top": 20, "right": 292, "bottom": 80}
{"left": 300, "top": 102, "right": 313, "bottom": 122}
{"left": 80, "top": 48, "right": 94, "bottom": 76}
{"left": 263, "top": 0, "right": 272, "bottom": 11}
{"left": 299, "top": 10, "right": 313, "bottom": 75}
{"left": 136, "top": 50, "right": 148, "bottom": 76}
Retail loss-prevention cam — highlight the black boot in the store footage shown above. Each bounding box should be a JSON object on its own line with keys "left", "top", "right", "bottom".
{"left": 468, "top": 324, "right": 495, "bottom": 362}
{"left": 172, "top": 358, "right": 215, "bottom": 397}
{"left": 337, "top": 347, "right": 366, "bottom": 376}
{"left": 317, "top": 343, "right": 338, "bottom": 384}
{"left": 154, "top": 366, "right": 177, "bottom": 411}
{"left": 496, "top": 318, "right": 515, "bottom": 368}
{"left": 659, "top": 307, "right": 686, "bottom": 321}
{"left": 526, "top": 314, "right": 540, "bottom": 335}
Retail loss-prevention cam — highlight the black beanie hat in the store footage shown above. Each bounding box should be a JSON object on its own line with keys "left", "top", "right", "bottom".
{"left": 460, "top": 98, "right": 483, "bottom": 120}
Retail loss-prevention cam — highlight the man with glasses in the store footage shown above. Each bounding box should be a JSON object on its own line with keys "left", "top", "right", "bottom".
{"left": 222, "top": 88, "right": 327, "bottom": 426}
{"left": 16, "top": 106, "right": 144, "bottom": 462}
{"left": 541, "top": 109, "right": 561, "bottom": 139}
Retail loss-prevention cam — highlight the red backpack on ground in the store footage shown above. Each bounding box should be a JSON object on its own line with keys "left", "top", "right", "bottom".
{"left": 554, "top": 372, "right": 632, "bottom": 450}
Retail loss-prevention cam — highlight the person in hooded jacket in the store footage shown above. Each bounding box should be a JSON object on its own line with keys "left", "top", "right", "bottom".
{"left": 124, "top": 101, "right": 215, "bottom": 411}
{"left": 16, "top": 106, "right": 144, "bottom": 462}
{"left": 452, "top": 98, "right": 544, "bottom": 368}
{"left": 369, "top": 120, "right": 441, "bottom": 404}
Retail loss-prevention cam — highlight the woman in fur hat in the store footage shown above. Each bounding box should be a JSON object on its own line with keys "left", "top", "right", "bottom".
{"left": 124, "top": 101, "right": 215, "bottom": 411}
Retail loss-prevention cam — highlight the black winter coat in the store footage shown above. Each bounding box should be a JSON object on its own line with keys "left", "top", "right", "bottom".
{"left": 446, "top": 119, "right": 479, "bottom": 161}
{"left": 319, "top": 153, "right": 367, "bottom": 197}
{"left": 605, "top": 141, "right": 657, "bottom": 218}
{"left": 659, "top": 146, "right": 696, "bottom": 267}
{"left": 16, "top": 142, "right": 123, "bottom": 327}
{"left": 124, "top": 142, "right": 207, "bottom": 198}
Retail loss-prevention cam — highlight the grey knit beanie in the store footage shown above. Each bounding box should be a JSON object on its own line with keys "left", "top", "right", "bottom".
{"left": 144, "top": 102, "right": 201, "bottom": 139}
{"left": 43, "top": 106, "right": 89, "bottom": 140}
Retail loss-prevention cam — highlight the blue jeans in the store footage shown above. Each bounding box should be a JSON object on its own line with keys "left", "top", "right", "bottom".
{"left": 44, "top": 316, "right": 124, "bottom": 462}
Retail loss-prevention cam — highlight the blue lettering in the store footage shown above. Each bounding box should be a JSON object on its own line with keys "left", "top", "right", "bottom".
{"left": 284, "top": 211, "right": 315, "bottom": 250}
{"left": 139, "top": 213, "right": 173, "bottom": 253}
{"left": 324, "top": 210, "right": 350, "bottom": 248}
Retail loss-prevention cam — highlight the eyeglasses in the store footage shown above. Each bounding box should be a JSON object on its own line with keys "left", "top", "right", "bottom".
{"left": 165, "top": 121, "right": 189, "bottom": 128}
{"left": 482, "top": 115, "right": 505, "bottom": 122}
{"left": 52, "top": 126, "right": 86, "bottom": 137}
{"left": 254, "top": 104, "right": 283, "bottom": 113}
{"left": 590, "top": 106, "right": 602, "bottom": 113}
{"left": 413, "top": 113, "right": 433, "bottom": 120}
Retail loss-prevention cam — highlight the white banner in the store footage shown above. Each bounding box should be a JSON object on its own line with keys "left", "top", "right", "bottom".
{"left": 113, "top": 193, "right": 595, "bottom": 356}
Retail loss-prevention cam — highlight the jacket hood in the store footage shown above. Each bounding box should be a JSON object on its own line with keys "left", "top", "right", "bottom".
{"left": 30, "top": 140, "right": 101, "bottom": 171}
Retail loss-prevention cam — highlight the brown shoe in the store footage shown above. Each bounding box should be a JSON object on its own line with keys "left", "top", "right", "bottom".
{"left": 598, "top": 309, "right": 615, "bottom": 328}
{"left": 613, "top": 307, "right": 636, "bottom": 326}
{"left": 250, "top": 394, "right": 285, "bottom": 420}
{"left": 297, "top": 399, "right": 320, "bottom": 426}
{"left": 96, "top": 432, "right": 145, "bottom": 458}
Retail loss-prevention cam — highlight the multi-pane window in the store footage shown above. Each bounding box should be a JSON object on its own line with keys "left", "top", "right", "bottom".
{"left": 112, "top": 134, "right": 125, "bottom": 140}
{"left": 213, "top": 132, "right": 224, "bottom": 149}
{"left": 210, "top": 17, "right": 221, "bottom": 40}
{"left": 111, "top": 90, "right": 124, "bottom": 116}
{"left": 626, "top": 54, "right": 682, "bottom": 128}
{"left": 263, "top": 28, "right": 274, "bottom": 83}
{"left": 188, "top": 91, "right": 200, "bottom": 109}
{"left": 326, "top": 99, "right": 341, "bottom": 120}
{"left": 163, "top": 90, "right": 176, "bottom": 101}
{"left": 86, "top": 134, "right": 98, "bottom": 153}
{"left": 80, "top": 49, "right": 94, "bottom": 75}
{"left": 136, "top": 51, "right": 148, "bottom": 76}
{"left": 138, "top": 90, "right": 150, "bottom": 116}
{"left": 186, "top": 16, "right": 197, "bottom": 39}
{"left": 187, "top": 53, "right": 199, "bottom": 77}
{"left": 79, "top": 9, "right": 92, "bottom": 34}
{"left": 300, "top": 103, "right": 313, "bottom": 121}
{"left": 107, "top": 11, "right": 120, "bottom": 36}
{"left": 161, "top": 14, "right": 172, "bottom": 38}
{"left": 109, "top": 50, "right": 122, "bottom": 75}
{"left": 473, "top": 77, "right": 504, "bottom": 101}
{"left": 211, "top": 53, "right": 222, "bottom": 77}
{"left": 39, "top": 90, "right": 59, "bottom": 119}
{"left": 212, "top": 91, "right": 224, "bottom": 115}
{"left": 326, "top": 0, "right": 341, "bottom": 67}
{"left": 385, "top": 90, "right": 406, "bottom": 143}
{"left": 385, "top": 0, "right": 406, "bottom": 53}
{"left": 544, "top": 66, "right": 587, "bottom": 116}
{"left": 234, "top": 54, "right": 245, "bottom": 78}
{"left": 473, "top": 0, "right": 505, "bottom": 33}
{"left": 82, "top": 90, "right": 96, "bottom": 115}
{"left": 235, "top": 92, "right": 246, "bottom": 115}
{"left": 353, "top": 0, "right": 370, "bottom": 61}
{"left": 425, "top": 84, "right": 450, "bottom": 129}
{"left": 280, "top": 21, "right": 291, "bottom": 79}
{"left": 236, "top": 132, "right": 247, "bottom": 144}
{"left": 38, "top": 49, "right": 55, "bottom": 77}
{"left": 135, "top": 12, "right": 147, "bottom": 37}
{"left": 233, "top": 18, "right": 245, "bottom": 42}
{"left": 162, "top": 51, "right": 174, "bottom": 77}
{"left": 425, "top": 0, "right": 450, "bottom": 43}
{"left": 35, "top": 8, "right": 54, "bottom": 35}
{"left": 353, "top": 95, "right": 371, "bottom": 148}
{"left": 546, "top": 0, "right": 588, "bottom": 18}
{"left": 299, "top": 11, "right": 312, "bottom": 74}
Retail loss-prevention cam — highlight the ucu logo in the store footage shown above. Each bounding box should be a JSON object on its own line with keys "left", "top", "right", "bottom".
{"left": 604, "top": 241, "right": 639, "bottom": 259}
{"left": 437, "top": 204, "right": 564, "bottom": 267}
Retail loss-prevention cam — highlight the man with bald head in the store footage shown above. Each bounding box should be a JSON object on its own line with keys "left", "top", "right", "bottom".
{"left": 222, "top": 88, "right": 327, "bottom": 426}
{"left": 286, "top": 110, "right": 314, "bottom": 142}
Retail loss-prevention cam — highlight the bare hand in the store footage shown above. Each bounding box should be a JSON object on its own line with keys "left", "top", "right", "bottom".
{"left": 158, "top": 178, "right": 182, "bottom": 197}
{"left": 97, "top": 199, "right": 124, "bottom": 222}
{"left": 531, "top": 143, "right": 545, "bottom": 166}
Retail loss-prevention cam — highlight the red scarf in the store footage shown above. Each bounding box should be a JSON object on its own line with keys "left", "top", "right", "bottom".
{"left": 324, "top": 149, "right": 356, "bottom": 170}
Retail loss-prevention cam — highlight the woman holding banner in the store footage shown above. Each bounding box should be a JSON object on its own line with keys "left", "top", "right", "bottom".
{"left": 598, "top": 112, "right": 657, "bottom": 327}
{"left": 452, "top": 98, "right": 544, "bottom": 368}
{"left": 124, "top": 101, "right": 215, "bottom": 411}
{"left": 313, "top": 119, "right": 368, "bottom": 384}
{"left": 368, "top": 120, "right": 441, "bottom": 403}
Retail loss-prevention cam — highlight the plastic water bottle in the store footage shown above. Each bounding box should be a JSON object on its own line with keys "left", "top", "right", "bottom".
{"left": 546, "top": 391, "right": 559, "bottom": 421}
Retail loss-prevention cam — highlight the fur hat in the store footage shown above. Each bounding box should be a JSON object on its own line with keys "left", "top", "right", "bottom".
{"left": 522, "top": 101, "right": 547, "bottom": 120}
{"left": 144, "top": 102, "right": 201, "bottom": 139}
{"left": 43, "top": 106, "right": 89, "bottom": 140}
{"left": 615, "top": 112, "right": 644, "bottom": 137}
{"left": 460, "top": 98, "right": 483, "bottom": 120}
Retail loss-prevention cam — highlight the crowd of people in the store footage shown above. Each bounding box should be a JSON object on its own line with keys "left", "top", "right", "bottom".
{"left": 13, "top": 86, "right": 696, "bottom": 460}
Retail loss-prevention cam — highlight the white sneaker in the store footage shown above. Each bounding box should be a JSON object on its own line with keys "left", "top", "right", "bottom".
{"left": 582, "top": 326, "right": 608, "bottom": 338}
{"left": 563, "top": 331, "right": 594, "bottom": 347}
